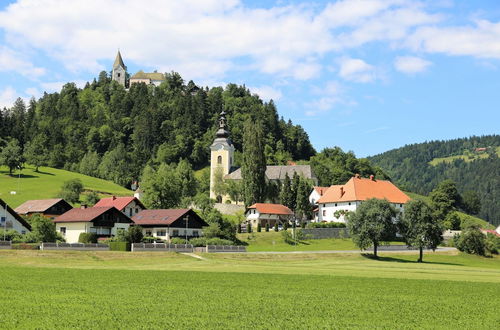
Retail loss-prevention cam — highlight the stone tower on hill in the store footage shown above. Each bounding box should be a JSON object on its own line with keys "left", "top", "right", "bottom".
{"left": 112, "top": 50, "right": 127, "bottom": 87}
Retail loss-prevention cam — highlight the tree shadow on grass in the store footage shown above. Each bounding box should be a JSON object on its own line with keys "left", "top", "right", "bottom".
{"left": 360, "top": 253, "right": 463, "bottom": 266}
{"left": 34, "top": 170, "right": 55, "bottom": 176}
{"left": 6, "top": 174, "right": 39, "bottom": 179}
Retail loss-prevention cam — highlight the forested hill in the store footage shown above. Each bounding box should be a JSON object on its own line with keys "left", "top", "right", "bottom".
{"left": 368, "top": 135, "right": 500, "bottom": 225}
{"left": 0, "top": 72, "right": 315, "bottom": 186}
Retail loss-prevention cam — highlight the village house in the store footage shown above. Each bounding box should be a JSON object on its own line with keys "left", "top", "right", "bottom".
{"left": 309, "top": 186, "right": 329, "bottom": 205}
{"left": 316, "top": 175, "right": 410, "bottom": 223}
{"left": 131, "top": 209, "right": 209, "bottom": 241}
{"left": 94, "top": 196, "right": 146, "bottom": 218}
{"left": 209, "top": 111, "right": 317, "bottom": 203}
{"left": 245, "top": 203, "right": 293, "bottom": 229}
{"left": 53, "top": 206, "right": 133, "bottom": 243}
{"left": 14, "top": 198, "right": 72, "bottom": 219}
{"left": 0, "top": 198, "right": 31, "bottom": 235}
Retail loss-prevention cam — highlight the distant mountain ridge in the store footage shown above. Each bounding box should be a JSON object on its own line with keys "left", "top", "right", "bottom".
{"left": 368, "top": 135, "right": 500, "bottom": 226}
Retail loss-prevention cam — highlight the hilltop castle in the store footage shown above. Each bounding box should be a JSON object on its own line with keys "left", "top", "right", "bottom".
{"left": 111, "top": 51, "right": 165, "bottom": 87}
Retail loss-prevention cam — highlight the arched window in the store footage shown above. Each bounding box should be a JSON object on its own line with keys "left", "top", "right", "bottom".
{"left": 217, "top": 155, "right": 222, "bottom": 164}
{"left": 216, "top": 195, "right": 222, "bottom": 203}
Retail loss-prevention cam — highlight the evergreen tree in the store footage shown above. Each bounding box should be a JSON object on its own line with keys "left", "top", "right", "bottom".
{"left": 241, "top": 119, "right": 266, "bottom": 206}
{"left": 279, "top": 173, "right": 294, "bottom": 208}
{"left": 295, "top": 178, "right": 312, "bottom": 222}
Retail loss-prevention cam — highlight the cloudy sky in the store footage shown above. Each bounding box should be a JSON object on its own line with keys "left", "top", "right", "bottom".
{"left": 0, "top": 0, "right": 499, "bottom": 157}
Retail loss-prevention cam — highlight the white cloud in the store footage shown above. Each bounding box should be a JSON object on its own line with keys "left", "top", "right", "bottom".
{"left": 408, "top": 19, "right": 500, "bottom": 59}
{"left": 0, "top": 46, "right": 45, "bottom": 78}
{"left": 394, "top": 56, "right": 432, "bottom": 74}
{"left": 0, "top": 86, "right": 17, "bottom": 108}
{"left": 305, "top": 80, "right": 353, "bottom": 116}
{"left": 249, "top": 86, "right": 282, "bottom": 102}
{"left": 338, "top": 57, "right": 376, "bottom": 82}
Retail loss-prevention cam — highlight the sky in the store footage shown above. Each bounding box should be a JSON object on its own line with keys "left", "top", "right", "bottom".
{"left": 0, "top": 0, "right": 499, "bottom": 157}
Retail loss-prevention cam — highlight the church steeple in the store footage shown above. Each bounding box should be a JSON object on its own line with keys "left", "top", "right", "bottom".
{"left": 216, "top": 111, "right": 230, "bottom": 139}
{"left": 112, "top": 50, "right": 127, "bottom": 87}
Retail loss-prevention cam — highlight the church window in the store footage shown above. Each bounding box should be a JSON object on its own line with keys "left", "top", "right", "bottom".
{"left": 217, "top": 156, "right": 222, "bottom": 164}
{"left": 216, "top": 195, "right": 222, "bottom": 203}
{"left": 117, "top": 73, "right": 121, "bottom": 77}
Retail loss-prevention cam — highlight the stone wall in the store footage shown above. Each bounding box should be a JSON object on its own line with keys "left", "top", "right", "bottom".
{"left": 301, "top": 228, "right": 350, "bottom": 239}
{"left": 214, "top": 203, "right": 245, "bottom": 215}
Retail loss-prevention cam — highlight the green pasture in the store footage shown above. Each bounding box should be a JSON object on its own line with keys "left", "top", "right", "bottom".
{"left": 0, "top": 165, "right": 132, "bottom": 207}
{"left": 0, "top": 250, "right": 499, "bottom": 329}
{"left": 429, "top": 146, "right": 500, "bottom": 166}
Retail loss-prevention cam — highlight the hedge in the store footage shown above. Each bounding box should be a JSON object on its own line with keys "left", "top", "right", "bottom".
{"left": 79, "top": 232, "right": 98, "bottom": 243}
{"left": 12, "top": 243, "right": 40, "bottom": 250}
{"left": 306, "top": 222, "right": 346, "bottom": 228}
{"left": 108, "top": 242, "right": 131, "bottom": 252}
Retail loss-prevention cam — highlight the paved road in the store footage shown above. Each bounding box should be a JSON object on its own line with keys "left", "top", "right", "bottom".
{"left": 245, "top": 246, "right": 457, "bottom": 254}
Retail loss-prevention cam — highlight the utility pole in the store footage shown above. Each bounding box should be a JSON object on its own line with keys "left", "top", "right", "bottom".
{"left": 184, "top": 215, "right": 189, "bottom": 244}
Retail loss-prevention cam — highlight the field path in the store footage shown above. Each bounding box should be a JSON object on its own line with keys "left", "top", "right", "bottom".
{"left": 182, "top": 252, "right": 208, "bottom": 260}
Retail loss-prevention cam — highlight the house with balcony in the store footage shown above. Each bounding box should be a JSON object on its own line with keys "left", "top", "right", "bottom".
{"left": 245, "top": 203, "right": 293, "bottom": 229}
{"left": 131, "top": 209, "right": 208, "bottom": 241}
{"left": 53, "top": 206, "right": 133, "bottom": 243}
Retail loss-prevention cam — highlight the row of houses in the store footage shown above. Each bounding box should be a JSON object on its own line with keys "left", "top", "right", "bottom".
{"left": 1, "top": 196, "right": 208, "bottom": 243}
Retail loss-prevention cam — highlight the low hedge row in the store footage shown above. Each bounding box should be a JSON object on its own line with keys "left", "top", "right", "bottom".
{"left": 108, "top": 242, "right": 131, "bottom": 252}
{"left": 12, "top": 243, "right": 40, "bottom": 250}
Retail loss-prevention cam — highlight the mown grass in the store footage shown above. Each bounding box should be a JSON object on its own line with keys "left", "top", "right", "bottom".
{"left": 0, "top": 250, "right": 499, "bottom": 328}
{"left": 0, "top": 165, "right": 131, "bottom": 207}
{"left": 429, "top": 146, "right": 500, "bottom": 166}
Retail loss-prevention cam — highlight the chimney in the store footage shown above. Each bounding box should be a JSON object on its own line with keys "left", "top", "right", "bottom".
{"left": 80, "top": 204, "right": 87, "bottom": 209}
{"left": 340, "top": 187, "right": 344, "bottom": 197}
{"left": 112, "top": 196, "right": 116, "bottom": 200}
{"left": 355, "top": 174, "right": 360, "bottom": 179}
{"left": 370, "top": 175, "right": 375, "bottom": 181}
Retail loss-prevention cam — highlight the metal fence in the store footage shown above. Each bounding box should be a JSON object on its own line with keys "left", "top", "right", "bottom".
{"left": 205, "top": 245, "right": 246, "bottom": 253}
{"left": 40, "top": 243, "right": 110, "bottom": 251}
{"left": 0, "top": 241, "right": 12, "bottom": 249}
{"left": 131, "top": 243, "right": 194, "bottom": 252}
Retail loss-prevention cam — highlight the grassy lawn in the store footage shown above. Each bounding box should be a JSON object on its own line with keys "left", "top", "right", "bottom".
{"left": 0, "top": 250, "right": 499, "bottom": 328}
{"left": 237, "top": 231, "right": 398, "bottom": 252}
{"left": 0, "top": 165, "right": 132, "bottom": 207}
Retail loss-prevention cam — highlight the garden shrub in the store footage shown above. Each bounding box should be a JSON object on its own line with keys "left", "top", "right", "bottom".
{"left": 265, "top": 223, "right": 269, "bottom": 232}
{"left": 108, "top": 242, "right": 131, "bottom": 251}
{"left": 485, "top": 233, "right": 500, "bottom": 255}
{"left": 454, "top": 227, "right": 486, "bottom": 256}
{"left": 257, "top": 223, "right": 261, "bottom": 232}
{"left": 78, "top": 232, "right": 98, "bottom": 243}
{"left": 170, "top": 237, "right": 188, "bottom": 244}
{"left": 246, "top": 223, "right": 252, "bottom": 233}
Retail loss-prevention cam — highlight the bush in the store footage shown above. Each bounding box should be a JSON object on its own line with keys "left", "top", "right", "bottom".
{"left": 485, "top": 233, "right": 500, "bottom": 255}
{"left": 246, "top": 223, "right": 252, "bottom": 233}
{"left": 171, "top": 237, "right": 188, "bottom": 244}
{"left": 108, "top": 242, "right": 131, "bottom": 251}
{"left": 190, "top": 237, "right": 235, "bottom": 247}
{"left": 274, "top": 223, "right": 278, "bottom": 232}
{"left": 0, "top": 229, "right": 22, "bottom": 242}
{"left": 127, "top": 226, "right": 144, "bottom": 243}
{"left": 281, "top": 229, "right": 305, "bottom": 245}
{"left": 454, "top": 227, "right": 486, "bottom": 256}
{"left": 79, "top": 232, "right": 98, "bottom": 243}
{"left": 306, "top": 222, "right": 346, "bottom": 228}
{"left": 265, "top": 223, "right": 269, "bottom": 232}
{"left": 59, "top": 178, "right": 83, "bottom": 203}
{"left": 257, "top": 223, "right": 261, "bottom": 232}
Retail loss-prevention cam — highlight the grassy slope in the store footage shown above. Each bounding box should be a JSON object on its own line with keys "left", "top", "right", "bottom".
{"left": 429, "top": 146, "right": 500, "bottom": 166}
{"left": 0, "top": 251, "right": 499, "bottom": 328}
{"left": 0, "top": 165, "right": 132, "bottom": 207}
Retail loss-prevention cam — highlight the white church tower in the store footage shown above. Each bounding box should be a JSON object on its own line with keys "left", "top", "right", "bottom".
{"left": 112, "top": 50, "right": 127, "bottom": 87}
{"left": 210, "top": 111, "right": 234, "bottom": 202}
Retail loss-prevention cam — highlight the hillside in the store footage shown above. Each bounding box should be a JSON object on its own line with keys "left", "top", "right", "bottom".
{"left": 368, "top": 135, "right": 500, "bottom": 226}
{"left": 0, "top": 165, "right": 132, "bottom": 208}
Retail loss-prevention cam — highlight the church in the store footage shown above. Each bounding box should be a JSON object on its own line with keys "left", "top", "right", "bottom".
{"left": 209, "top": 111, "right": 317, "bottom": 203}
{"left": 111, "top": 51, "right": 165, "bottom": 88}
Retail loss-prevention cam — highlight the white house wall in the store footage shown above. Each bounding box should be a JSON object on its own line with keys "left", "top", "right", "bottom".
{"left": 0, "top": 205, "right": 30, "bottom": 234}
{"left": 142, "top": 227, "right": 202, "bottom": 241}
{"left": 122, "top": 200, "right": 143, "bottom": 218}
{"left": 317, "top": 201, "right": 405, "bottom": 223}
{"left": 309, "top": 190, "right": 321, "bottom": 205}
{"left": 56, "top": 222, "right": 89, "bottom": 243}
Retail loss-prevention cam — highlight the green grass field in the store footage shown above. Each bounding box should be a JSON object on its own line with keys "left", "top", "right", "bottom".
{"left": 429, "top": 146, "right": 500, "bottom": 166}
{"left": 0, "top": 165, "right": 132, "bottom": 207}
{"left": 0, "top": 250, "right": 498, "bottom": 328}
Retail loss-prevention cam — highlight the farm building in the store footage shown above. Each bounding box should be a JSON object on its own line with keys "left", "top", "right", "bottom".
{"left": 15, "top": 198, "right": 72, "bottom": 219}
{"left": 316, "top": 175, "right": 410, "bottom": 223}
{"left": 0, "top": 198, "right": 31, "bottom": 235}
{"left": 94, "top": 196, "right": 146, "bottom": 218}
{"left": 53, "top": 206, "right": 133, "bottom": 243}
{"left": 132, "top": 209, "right": 209, "bottom": 241}
{"left": 245, "top": 203, "right": 293, "bottom": 229}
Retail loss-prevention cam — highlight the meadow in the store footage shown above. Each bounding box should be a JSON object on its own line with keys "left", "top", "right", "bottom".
{"left": 0, "top": 165, "right": 132, "bottom": 207}
{"left": 0, "top": 250, "right": 499, "bottom": 329}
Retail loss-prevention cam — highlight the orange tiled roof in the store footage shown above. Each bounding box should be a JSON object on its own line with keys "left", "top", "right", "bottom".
{"left": 313, "top": 186, "right": 330, "bottom": 196}
{"left": 248, "top": 203, "right": 293, "bottom": 215}
{"left": 317, "top": 176, "right": 410, "bottom": 204}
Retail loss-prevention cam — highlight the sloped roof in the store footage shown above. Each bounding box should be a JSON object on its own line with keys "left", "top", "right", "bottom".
{"left": 247, "top": 203, "right": 293, "bottom": 215}
{"left": 94, "top": 196, "right": 145, "bottom": 211}
{"left": 317, "top": 176, "right": 410, "bottom": 204}
{"left": 113, "top": 51, "right": 125, "bottom": 69}
{"left": 312, "top": 186, "right": 330, "bottom": 196}
{"left": 130, "top": 70, "right": 165, "bottom": 81}
{"left": 0, "top": 198, "right": 31, "bottom": 231}
{"left": 225, "top": 165, "right": 315, "bottom": 180}
{"left": 132, "top": 209, "right": 208, "bottom": 226}
{"left": 14, "top": 198, "right": 69, "bottom": 214}
{"left": 53, "top": 207, "right": 114, "bottom": 223}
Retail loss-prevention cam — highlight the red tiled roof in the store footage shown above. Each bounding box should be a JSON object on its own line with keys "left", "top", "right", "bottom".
{"left": 313, "top": 186, "right": 330, "bottom": 196}
{"left": 54, "top": 207, "right": 114, "bottom": 223}
{"left": 132, "top": 209, "right": 193, "bottom": 226}
{"left": 94, "top": 196, "right": 144, "bottom": 211}
{"left": 482, "top": 229, "right": 500, "bottom": 237}
{"left": 317, "top": 176, "right": 410, "bottom": 204}
{"left": 15, "top": 198, "right": 66, "bottom": 214}
{"left": 247, "top": 203, "right": 293, "bottom": 215}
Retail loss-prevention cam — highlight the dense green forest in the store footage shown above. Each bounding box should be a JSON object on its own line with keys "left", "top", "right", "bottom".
{"left": 0, "top": 71, "right": 315, "bottom": 187}
{"left": 368, "top": 135, "right": 500, "bottom": 226}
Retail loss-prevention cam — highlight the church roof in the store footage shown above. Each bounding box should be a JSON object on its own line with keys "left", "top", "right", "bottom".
{"left": 130, "top": 70, "right": 165, "bottom": 81}
{"left": 225, "top": 165, "right": 315, "bottom": 181}
{"left": 113, "top": 51, "right": 125, "bottom": 69}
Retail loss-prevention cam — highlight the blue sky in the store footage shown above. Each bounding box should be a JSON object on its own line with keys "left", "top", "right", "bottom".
{"left": 0, "top": 0, "right": 499, "bottom": 157}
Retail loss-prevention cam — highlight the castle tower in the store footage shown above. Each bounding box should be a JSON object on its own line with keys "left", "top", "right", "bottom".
{"left": 112, "top": 50, "right": 127, "bottom": 87}
{"left": 210, "top": 111, "right": 234, "bottom": 202}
